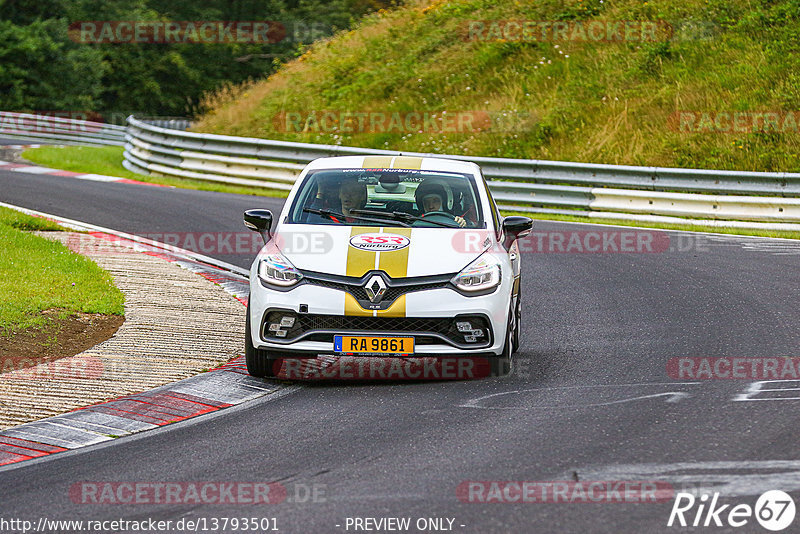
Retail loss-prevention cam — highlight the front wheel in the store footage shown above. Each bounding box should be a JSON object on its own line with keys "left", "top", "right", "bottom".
{"left": 245, "top": 305, "right": 281, "bottom": 378}
{"left": 491, "top": 304, "right": 516, "bottom": 376}
{"left": 512, "top": 284, "right": 522, "bottom": 352}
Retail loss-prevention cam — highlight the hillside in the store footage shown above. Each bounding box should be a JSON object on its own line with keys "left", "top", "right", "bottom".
{"left": 193, "top": 0, "right": 800, "bottom": 172}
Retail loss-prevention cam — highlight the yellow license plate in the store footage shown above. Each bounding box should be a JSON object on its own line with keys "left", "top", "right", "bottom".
{"left": 334, "top": 335, "right": 414, "bottom": 355}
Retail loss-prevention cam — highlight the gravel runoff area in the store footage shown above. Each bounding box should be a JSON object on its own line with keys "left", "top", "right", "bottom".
{"left": 0, "top": 232, "right": 245, "bottom": 430}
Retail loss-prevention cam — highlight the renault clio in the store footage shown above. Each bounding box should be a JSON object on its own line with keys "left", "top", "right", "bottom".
{"left": 243, "top": 155, "right": 532, "bottom": 378}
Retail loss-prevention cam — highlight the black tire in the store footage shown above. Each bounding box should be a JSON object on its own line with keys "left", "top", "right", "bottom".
{"left": 512, "top": 283, "right": 522, "bottom": 353}
{"left": 491, "top": 304, "right": 516, "bottom": 376}
{"left": 245, "top": 305, "right": 280, "bottom": 378}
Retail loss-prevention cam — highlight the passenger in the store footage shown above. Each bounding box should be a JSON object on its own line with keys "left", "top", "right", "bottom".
{"left": 336, "top": 176, "right": 368, "bottom": 223}
{"left": 302, "top": 174, "right": 343, "bottom": 223}
{"left": 308, "top": 174, "right": 341, "bottom": 211}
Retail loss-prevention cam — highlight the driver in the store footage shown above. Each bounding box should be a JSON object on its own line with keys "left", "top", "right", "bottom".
{"left": 414, "top": 181, "right": 467, "bottom": 227}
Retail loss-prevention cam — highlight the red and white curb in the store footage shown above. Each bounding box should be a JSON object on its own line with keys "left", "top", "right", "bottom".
{"left": 0, "top": 203, "right": 283, "bottom": 468}
{"left": 0, "top": 144, "right": 40, "bottom": 149}
{"left": 0, "top": 157, "right": 169, "bottom": 188}
{"left": 0, "top": 358, "right": 281, "bottom": 462}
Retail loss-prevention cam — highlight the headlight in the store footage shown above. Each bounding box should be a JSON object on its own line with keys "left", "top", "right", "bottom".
{"left": 258, "top": 253, "right": 303, "bottom": 287}
{"left": 451, "top": 254, "right": 501, "bottom": 292}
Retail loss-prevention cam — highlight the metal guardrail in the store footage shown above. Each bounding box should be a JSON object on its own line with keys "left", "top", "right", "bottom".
{"left": 1, "top": 112, "right": 796, "bottom": 227}
{"left": 137, "top": 118, "right": 193, "bottom": 131}
{"left": 0, "top": 112, "right": 126, "bottom": 146}
{"left": 123, "top": 116, "right": 800, "bottom": 226}
{"left": 0, "top": 113, "right": 191, "bottom": 147}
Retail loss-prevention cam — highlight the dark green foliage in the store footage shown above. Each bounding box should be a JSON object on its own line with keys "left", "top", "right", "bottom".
{"left": 0, "top": 0, "right": 396, "bottom": 118}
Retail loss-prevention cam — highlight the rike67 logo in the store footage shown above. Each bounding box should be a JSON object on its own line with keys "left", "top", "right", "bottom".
{"left": 668, "top": 490, "right": 796, "bottom": 531}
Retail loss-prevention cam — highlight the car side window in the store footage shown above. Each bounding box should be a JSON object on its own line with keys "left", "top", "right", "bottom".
{"left": 482, "top": 172, "right": 502, "bottom": 237}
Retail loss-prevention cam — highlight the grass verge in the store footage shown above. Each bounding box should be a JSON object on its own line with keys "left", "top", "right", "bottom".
{"left": 0, "top": 206, "right": 125, "bottom": 335}
{"left": 21, "top": 145, "right": 288, "bottom": 198}
{"left": 194, "top": 0, "right": 800, "bottom": 173}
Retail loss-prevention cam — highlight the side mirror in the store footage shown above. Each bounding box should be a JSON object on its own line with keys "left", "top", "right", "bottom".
{"left": 244, "top": 209, "right": 273, "bottom": 244}
{"left": 502, "top": 216, "right": 533, "bottom": 250}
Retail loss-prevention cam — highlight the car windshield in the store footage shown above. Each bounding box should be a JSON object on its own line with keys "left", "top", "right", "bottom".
{"left": 287, "top": 168, "right": 485, "bottom": 228}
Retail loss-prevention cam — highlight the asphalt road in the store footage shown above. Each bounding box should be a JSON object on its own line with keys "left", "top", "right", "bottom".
{"left": 2, "top": 169, "right": 800, "bottom": 533}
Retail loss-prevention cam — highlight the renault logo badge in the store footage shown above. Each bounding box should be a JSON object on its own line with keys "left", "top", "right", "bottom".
{"left": 364, "top": 275, "right": 387, "bottom": 303}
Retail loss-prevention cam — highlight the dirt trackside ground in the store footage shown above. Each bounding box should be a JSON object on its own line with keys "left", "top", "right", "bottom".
{"left": 0, "top": 231, "right": 244, "bottom": 430}
{"left": 0, "top": 206, "right": 125, "bottom": 369}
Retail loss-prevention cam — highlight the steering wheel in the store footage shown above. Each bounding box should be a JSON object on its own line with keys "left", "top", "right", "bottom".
{"left": 422, "top": 210, "right": 455, "bottom": 218}
{"left": 420, "top": 211, "right": 470, "bottom": 228}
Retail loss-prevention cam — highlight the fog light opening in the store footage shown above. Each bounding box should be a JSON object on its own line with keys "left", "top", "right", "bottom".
{"left": 265, "top": 313, "right": 297, "bottom": 338}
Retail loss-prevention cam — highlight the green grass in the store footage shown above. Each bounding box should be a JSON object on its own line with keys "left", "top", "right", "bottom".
{"left": 194, "top": 0, "right": 800, "bottom": 173}
{"left": 502, "top": 210, "right": 800, "bottom": 240}
{"left": 0, "top": 206, "right": 125, "bottom": 334}
{"left": 22, "top": 145, "right": 288, "bottom": 198}
{"left": 0, "top": 207, "right": 68, "bottom": 232}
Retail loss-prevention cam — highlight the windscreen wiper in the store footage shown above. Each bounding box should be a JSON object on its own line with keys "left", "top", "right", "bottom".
{"left": 350, "top": 209, "right": 457, "bottom": 228}
{"left": 302, "top": 207, "right": 408, "bottom": 227}
{"left": 340, "top": 209, "right": 415, "bottom": 227}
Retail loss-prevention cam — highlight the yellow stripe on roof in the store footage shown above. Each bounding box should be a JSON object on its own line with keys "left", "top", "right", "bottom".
{"left": 363, "top": 156, "right": 393, "bottom": 168}
{"left": 392, "top": 156, "right": 423, "bottom": 169}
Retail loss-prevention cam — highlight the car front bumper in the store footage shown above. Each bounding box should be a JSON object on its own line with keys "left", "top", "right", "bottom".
{"left": 248, "top": 273, "right": 512, "bottom": 358}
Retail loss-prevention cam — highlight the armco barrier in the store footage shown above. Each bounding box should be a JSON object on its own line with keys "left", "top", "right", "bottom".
{"left": 2, "top": 112, "right": 798, "bottom": 227}
{"left": 0, "top": 112, "right": 126, "bottom": 147}
{"left": 123, "top": 116, "right": 800, "bottom": 227}
{"left": 0, "top": 113, "right": 190, "bottom": 148}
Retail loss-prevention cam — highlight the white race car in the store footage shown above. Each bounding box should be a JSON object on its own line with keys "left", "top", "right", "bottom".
{"left": 243, "top": 155, "right": 532, "bottom": 378}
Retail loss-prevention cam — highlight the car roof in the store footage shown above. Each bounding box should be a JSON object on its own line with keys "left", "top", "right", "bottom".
{"left": 305, "top": 155, "right": 481, "bottom": 175}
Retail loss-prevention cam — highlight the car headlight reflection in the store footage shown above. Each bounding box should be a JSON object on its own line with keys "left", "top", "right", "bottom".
{"left": 258, "top": 253, "right": 303, "bottom": 287}
{"left": 451, "top": 254, "right": 501, "bottom": 293}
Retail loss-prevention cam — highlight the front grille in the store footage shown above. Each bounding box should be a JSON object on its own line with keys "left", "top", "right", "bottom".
{"left": 262, "top": 312, "right": 492, "bottom": 348}
{"left": 304, "top": 276, "right": 451, "bottom": 303}
{"left": 381, "top": 282, "right": 452, "bottom": 303}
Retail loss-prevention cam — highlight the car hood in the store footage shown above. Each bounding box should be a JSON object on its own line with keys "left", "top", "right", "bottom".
{"left": 269, "top": 225, "right": 494, "bottom": 278}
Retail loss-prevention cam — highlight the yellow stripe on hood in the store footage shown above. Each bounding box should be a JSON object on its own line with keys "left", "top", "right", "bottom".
{"left": 346, "top": 227, "right": 377, "bottom": 278}
{"left": 344, "top": 227, "right": 412, "bottom": 317}
{"left": 345, "top": 226, "right": 376, "bottom": 316}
